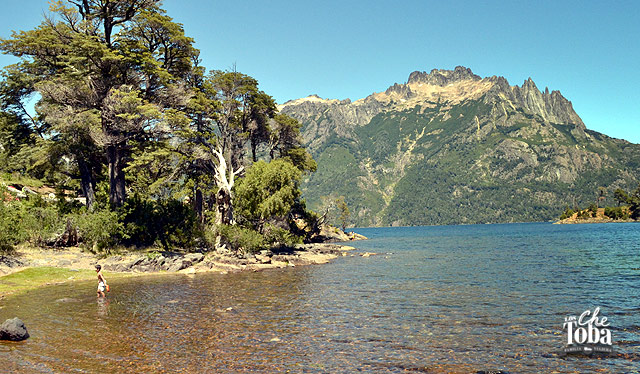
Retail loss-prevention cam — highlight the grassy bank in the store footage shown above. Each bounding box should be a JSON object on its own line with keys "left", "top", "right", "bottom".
{"left": 0, "top": 267, "right": 127, "bottom": 298}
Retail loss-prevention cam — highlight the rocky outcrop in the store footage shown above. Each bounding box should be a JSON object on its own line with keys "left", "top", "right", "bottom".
{"left": 407, "top": 66, "right": 481, "bottom": 86}
{"left": 0, "top": 256, "right": 26, "bottom": 276}
{"left": 0, "top": 317, "right": 29, "bottom": 341}
{"left": 102, "top": 252, "right": 205, "bottom": 273}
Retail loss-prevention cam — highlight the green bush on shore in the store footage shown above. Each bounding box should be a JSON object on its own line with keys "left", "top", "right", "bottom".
{"left": 604, "top": 206, "right": 629, "bottom": 220}
{"left": 211, "top": 224, "right": 267, "bottom": 254}
{"left": 1, "top": 193, "right": 205, "bottom": 254}
{"left": 0, "top": 200, "right": 22, "bottom": 254}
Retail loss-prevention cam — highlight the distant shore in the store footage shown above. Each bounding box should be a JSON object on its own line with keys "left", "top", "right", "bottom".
{"left": 554, "top": 207, "right": 636, "bottom": 224}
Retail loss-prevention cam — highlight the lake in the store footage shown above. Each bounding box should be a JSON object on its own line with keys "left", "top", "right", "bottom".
{"left": 1, "top": 222, "right": 639, "bottom": 373}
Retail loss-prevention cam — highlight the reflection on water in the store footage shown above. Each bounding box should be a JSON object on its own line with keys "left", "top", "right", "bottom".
{"left": 1, "top": 223, "right": 639, "bottom": 373}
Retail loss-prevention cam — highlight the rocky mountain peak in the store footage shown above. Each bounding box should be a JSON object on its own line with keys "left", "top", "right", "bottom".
{"left": 508, "top": 77, "right": 584, "bottom": 127}
{"left": 407, "top": 66, "right": 481, "bottom": 86}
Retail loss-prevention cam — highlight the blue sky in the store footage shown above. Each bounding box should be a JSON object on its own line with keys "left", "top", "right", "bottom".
{"left": 1, "top": 0, "right": 639, "bottom": 143}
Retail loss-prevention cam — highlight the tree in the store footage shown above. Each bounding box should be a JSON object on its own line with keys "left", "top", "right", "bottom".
{"left": 629, "top": 184, "right": 640, "bottom": 220}
{"left": 178, "top": 70, "right": 291, "bottom": 226}
{"left": 614, "top": 188, "right": 629, "bottom": 206}
{"left": 318, "top": 195, "right": 350, "bottom": 230}
{"left": 234, "top": 159, "right": 304, "bottom": 233}
{"left": 0, "top": 0, "right": 198, "bottom": 208}
{"left": 336, "top": 196, "right": 351, "bottom": 231}
{"left": 597, "top": 186, "right": 606, "bottom": 208}
{"left": 269, "top": 113, "right": 316, "bottom": 172}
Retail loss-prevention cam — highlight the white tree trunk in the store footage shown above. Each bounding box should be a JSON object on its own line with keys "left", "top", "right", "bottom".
{"left": 212, "top": 145, "right": 243, "bottom": 225}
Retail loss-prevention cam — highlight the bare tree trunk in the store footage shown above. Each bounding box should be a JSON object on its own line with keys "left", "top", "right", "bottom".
{"left": 107, "top": 144, "right": 126, "bottom": 207}
{"left": 215, "top": 188, "right": 233, "bottom": 225}
{"left": 194, "top": 187, "right": 204, "bottom": 224}
{"left": 212, "top": 145, "right": 243, "bottom": 226}
{"left": 77, "top": 157, "right": 97, "bottom": 212}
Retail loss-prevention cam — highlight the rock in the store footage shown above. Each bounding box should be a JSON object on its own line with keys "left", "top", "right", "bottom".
{"left": 167, "top": 259, "right": 189, "bottom": 272}
{"left": 55, "top": 298, "right": 79, "bottom": 303}
{"left": 0, "top": 317, "right": 30, "bottom": 341}
{"left": 255, "top": 254, "right": 271, "bottom": 264}
{"left": 57, "top": 259, "right": 72, "bottom": 267}
{"left": 184, "top": 253, "right": 205, "bottom": 264}
{"left": 348, "top": 232, "right": 368, "bottom": 241}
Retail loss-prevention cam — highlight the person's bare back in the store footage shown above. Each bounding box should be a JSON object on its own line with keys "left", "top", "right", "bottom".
{"left": 95, "top": 264, "right": 107, "bottom": 297}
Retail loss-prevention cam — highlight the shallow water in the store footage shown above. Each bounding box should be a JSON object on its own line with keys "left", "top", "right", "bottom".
{"left": 1, "top": 222, "right": 639, "bottom": 373}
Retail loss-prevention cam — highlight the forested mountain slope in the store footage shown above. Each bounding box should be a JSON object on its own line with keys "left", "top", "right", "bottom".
{"left": 280, "top": 67, "right": 640, "bottom": 226}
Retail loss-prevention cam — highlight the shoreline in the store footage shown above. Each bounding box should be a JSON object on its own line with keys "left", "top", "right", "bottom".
{"left": 0, "top": 242, "right": 373, "bottom": 298}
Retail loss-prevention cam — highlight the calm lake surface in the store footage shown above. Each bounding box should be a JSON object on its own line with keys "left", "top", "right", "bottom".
{"left": 1, "top": 222, "right": 639, "bottom": 373}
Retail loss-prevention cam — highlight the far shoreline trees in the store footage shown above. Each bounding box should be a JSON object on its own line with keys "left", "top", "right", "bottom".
{"left": 558, "top": 185, "right": 640, "bottom": 222}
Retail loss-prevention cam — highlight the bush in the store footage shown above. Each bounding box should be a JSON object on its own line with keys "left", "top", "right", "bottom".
{"left": 604, "top": 206, "right": 629, "bottom": 220}
{"left": 0, "top": 201, "right": 24, "bottom": 254}
{"left": 211, "top": 224, "right": 266, "bottom": 254}
{"left": 152, "top": 199, "right": 201, "bottom": 250}
{"left": 263, "top": 224, "right": 302, "bottom": 247}
{"left": 75, "top": 209, "right": 123, "bottom": 252}
{"left": 576, "top": 209, "right": 591, "bottom": 219}
{"left": 588, "top": 203, "right": 598, "bottom": 217}
{"left": 119, "top": 196, "right": 201, "bottom": 250}
{"left": 559, "top": 206, "right": 574, "bottom": 220}
{"left": 15, "top": 194, "right": 64, "bottom": 245}
{"left": 20, "top": 205, "right": 63, "bottom": 245}
{"left": 119, "top": 196, "right": 156, "bottom": 247}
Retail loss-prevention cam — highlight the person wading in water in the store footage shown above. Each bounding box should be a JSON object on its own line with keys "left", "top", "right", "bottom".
{"left": 95, "top": 264, "right": 109, "bottom": 297}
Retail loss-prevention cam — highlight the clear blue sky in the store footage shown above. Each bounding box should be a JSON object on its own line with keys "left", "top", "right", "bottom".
{"left": 1, "top": 0, "right": 639, "bottom": 143}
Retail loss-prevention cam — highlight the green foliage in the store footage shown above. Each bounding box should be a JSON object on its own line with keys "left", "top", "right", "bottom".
{"left": 576, "top": 209, "right": 591, "bottom": 219}
{"left": 604, "top": 206, "right": 629, "bottom": 220}
{"left": 212, "top": 224, "right": 267, "bottom": 254}
{"left": 630, "top": 184, "right": 640, "bottom": 220}
{"left": 234, "top": 159, "right": 302, "bottom": 229}
{"left": 0, "top": 201, "right": 23, "bottom": 253}
{"left": 587, "top": 203, "right": 598, "bottom": 217}
{"left": 150, "top": 199, "right": 201, "bottom": 250}
{"left": 318, "top": 195, "right": 351, "bottom": 230}
{"left": 74, "top": 209, "right": 123, "bottom": 252}
{"left": 20, "top": 204, "right": 63, "bottom": 246}
{"left": 263, "top": 224, "right": 302, "bottom": 247}
{"left": 559, "top": 206, "right": 575, "bottom": 220}
{"left": 336, "top": 197, "right": 351, "bottom": 231}
{"left": 0, "top": 195, "right": 65, "bottom": 250}
{"left": 0, "top": 1, "right": 322, "bottom": 253}
{"left": 614, "top": 188, "right": 630, "bottom": 206}
{"left": 119, "top": 196, "right": 201, "bottom": 250}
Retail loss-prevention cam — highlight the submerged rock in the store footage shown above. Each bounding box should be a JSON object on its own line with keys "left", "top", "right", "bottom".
{"left": 0, "top": 317, "right": 30, "bottom": 341}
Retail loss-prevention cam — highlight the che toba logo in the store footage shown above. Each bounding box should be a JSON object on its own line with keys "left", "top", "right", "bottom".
{"left": 563, "top": 307, "right": 613, "bottom": 354}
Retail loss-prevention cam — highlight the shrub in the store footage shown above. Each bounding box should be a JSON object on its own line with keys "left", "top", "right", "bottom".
{"left": 0, "top": 201, "right": 24, "bottom": 254}
{"left": 576, "top": 209, "right": 591, "bottom": 219}
{"left": 559, "top": 206, "right": 574, "bottom": 220}
{"left": 119, "top": 196, "right": 202, "bottom": 250}
{"left": 119, "top": 196, "right": 156, "bottom": 247}
{"left": 75, "top": 209, "right": 123, "bottom": 253}
{"left": 604, "top": 206, "right": 629, "bottom": 220}
{"left": 20, "top": 205, "right": 63, "bottom": 245}
{"left": 588, "top": 203, "right": 598, "bottom": 217}
{"left": 263, "top": 224, "right": 302, "bottom": 247}
{"left": 153, "top": 199, "right": 201, "bottom": 250}
{"left": 211, "top": 224, "right": 266, "bottom": 254}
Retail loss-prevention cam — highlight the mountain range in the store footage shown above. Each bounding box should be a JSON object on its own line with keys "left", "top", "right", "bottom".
{"left": 279, "top": 66, "right": 640, "bottom": 227}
